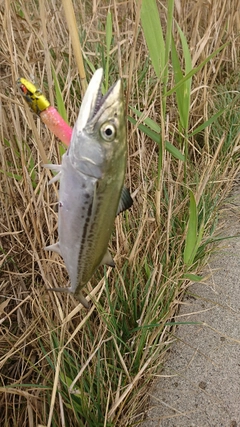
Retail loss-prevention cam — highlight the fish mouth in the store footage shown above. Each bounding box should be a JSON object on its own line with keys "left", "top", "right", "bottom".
{"left": 75, "top": 68, "right": 121, "bottom": 132}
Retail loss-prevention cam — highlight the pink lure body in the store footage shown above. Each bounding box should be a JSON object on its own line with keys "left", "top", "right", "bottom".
{"left": 40, "top": 106, "right": 72, "bottom": 147}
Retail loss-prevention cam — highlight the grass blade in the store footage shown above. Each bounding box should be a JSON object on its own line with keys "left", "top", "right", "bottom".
{"left": 171, "top": 27, "right": 192, "bottom": 131}
{"left": 140, "top": 0, "right": 165, "bottom": 78}
{"left": 105, "top": 10, "right": 112, "bottom": 91}
{"left": 52, "top": 68, "right": 68, "bottom": 124}
{"left": 129, "top": 106, "right": 161, "bottom": 133}
{"left": 61, "top": 0, "right": 87, "bottom": 93}
{"left": 184, "top": 190, "right": 198, "bottom": 266}
{"left": 128, "top": 116, "right": 185, "bottom": 161}
{"left": 189, "top": 108, "right": 225, "bottom": 136}
{"left": 165, "top": 43, "right": 228, "bottom": 98}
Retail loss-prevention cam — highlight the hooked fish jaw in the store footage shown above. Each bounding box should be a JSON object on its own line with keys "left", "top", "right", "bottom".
{"left": 69, "top": 69, "right": 124, "bottom": 178}
{"left": 75, "top": 68, "right": 104, "bottom": 132}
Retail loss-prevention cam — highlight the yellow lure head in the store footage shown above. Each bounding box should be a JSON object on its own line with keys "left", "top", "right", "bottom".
{"left": 17, "top": 77, "right": 50, "bottom": 114}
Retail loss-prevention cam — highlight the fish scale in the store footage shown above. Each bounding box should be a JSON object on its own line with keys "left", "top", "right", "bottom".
{"left": 45, "top": 69, "right": 133, "bottom": 308}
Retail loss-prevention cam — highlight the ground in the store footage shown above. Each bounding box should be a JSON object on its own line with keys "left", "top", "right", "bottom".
{"left": 142, "top": 187, "right": 240, "bottom": 427}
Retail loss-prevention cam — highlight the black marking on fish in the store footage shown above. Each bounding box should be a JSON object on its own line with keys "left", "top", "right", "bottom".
{"left": 76, "top": 199, "right": 94, "bottom": 284}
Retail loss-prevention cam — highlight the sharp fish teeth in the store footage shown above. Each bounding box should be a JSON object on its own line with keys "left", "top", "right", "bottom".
{"left": 91, "top": 86, "right": 103, "bottom": 118}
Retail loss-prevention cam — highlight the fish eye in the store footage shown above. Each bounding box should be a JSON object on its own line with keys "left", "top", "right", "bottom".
{"left": 100, "top": 123, "right": 116, "bottom": 141}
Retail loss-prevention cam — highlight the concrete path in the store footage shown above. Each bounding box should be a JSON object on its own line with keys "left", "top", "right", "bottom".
{"left": 142, "top": 188, "right": 240, "bottom": 427}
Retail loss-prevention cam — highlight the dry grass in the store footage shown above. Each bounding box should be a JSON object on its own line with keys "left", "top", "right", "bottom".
{"left": 0, "top": 0, "right": 239, "bottom": 426}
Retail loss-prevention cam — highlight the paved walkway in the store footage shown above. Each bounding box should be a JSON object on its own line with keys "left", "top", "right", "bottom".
{"left": 142, "top": 188, "right": 240, "bottom": 427}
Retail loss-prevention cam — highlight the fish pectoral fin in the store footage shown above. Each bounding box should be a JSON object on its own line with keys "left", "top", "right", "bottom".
{"left": 45, "top": 242, "right": 62, "bottom": 255}
{"left": 49, "top": 287, "right": 90, "bottom": 309}
{"left": 74, "top": 291, "right": 91, "bottom": 309}
{"left": 44, "top": 163, "right": 62, "bottom": 172}
{"left": 48, "top": 287, "right": 69, "bottom": 293}
{"left": 101, "top": 249, "right": 115, "bottom": 267}
{"left": 48, "top": 172, "right": 61, "bottom": 184}
{"left": 117, "top": 186, "right": 133, "bottom": 215}
{"left": 44, "top": 164, "right": 62, "bottom": 184}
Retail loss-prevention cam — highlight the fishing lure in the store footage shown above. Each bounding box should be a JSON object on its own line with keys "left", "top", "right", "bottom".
{"left": 17, "top": 77, "right": 50, "bottom": 114}
{"left": 17, "top": 77, "right": 72, "bottom": 146}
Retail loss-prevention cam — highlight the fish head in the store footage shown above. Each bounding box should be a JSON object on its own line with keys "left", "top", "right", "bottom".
{"left": 69, "top": 68, "right": 126, "bottom": 179}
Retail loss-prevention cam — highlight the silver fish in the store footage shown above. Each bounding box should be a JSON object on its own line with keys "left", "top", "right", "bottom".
{"left": 45, "top": 68, "right": 132, "bottom": 308}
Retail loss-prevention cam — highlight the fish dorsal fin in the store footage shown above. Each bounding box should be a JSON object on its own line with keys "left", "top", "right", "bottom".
{"left": 117, "top": 187, "right": 133, "bottom": 215}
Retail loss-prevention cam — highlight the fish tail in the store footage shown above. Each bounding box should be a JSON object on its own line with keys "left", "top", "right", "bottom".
{"left": 74, "top": 291, "right": 90, "bottom": 309}
{"left": 48, "top": 287, "right": 69, "bottom": 294}
{"left": 48, "top": 287, "right": 90, "bottom": 309}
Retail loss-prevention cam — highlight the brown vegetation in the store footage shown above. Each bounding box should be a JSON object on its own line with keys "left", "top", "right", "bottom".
{"left": 0, "top": 1, "right": 239, "bottom": 426}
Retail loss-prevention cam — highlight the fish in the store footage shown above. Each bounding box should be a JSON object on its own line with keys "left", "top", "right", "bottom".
{"left": 45, "top": 68, "right": 132, "bottom": 308}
